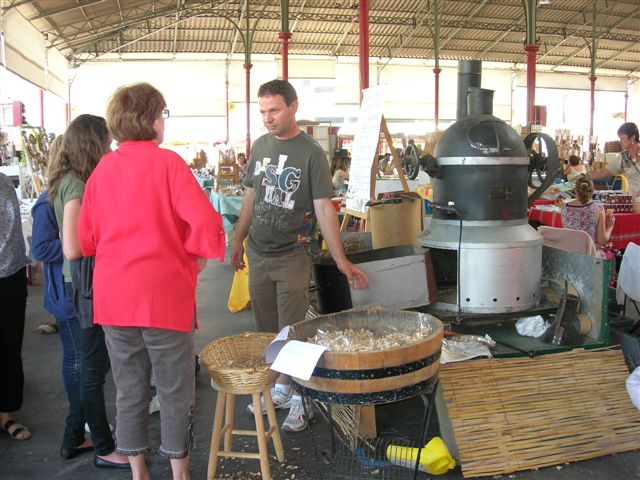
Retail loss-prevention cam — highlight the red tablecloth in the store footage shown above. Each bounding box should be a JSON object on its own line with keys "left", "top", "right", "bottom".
{"left": 531, "top": 199, "right": 557, "bottom": 206}
{"left": 528, "top": 207, "right": 640, "bottom": 250}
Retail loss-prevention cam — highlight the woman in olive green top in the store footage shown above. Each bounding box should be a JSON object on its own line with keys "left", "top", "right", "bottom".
{"left": 48, "top": 114, "right": 130, "bottom": 469}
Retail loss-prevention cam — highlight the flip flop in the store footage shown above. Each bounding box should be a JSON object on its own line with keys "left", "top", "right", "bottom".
{"left": 2, "top": 419, "right": 32, "bottom": 441}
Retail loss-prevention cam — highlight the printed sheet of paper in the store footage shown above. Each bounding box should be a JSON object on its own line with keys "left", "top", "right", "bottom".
{"left": 270, "top": 340, "right": 328, "bottom": 381}
{"left": 263, "top": 326, "right": 290, "bottom": 364}
{"left": 345, "top": 84, "right": 388, "bottom": 213}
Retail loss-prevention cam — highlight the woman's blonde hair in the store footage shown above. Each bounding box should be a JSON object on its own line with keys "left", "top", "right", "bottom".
{"left": 48, "top": 114, "right": 110, "bottom": 203}
{"left": 107, "top": 83, "right": 166, "bottom": 142}
{"left": 574, "top": 174, "right": 594, "bottom": 204}
{"left": 46, "top": 135, "right": 64, "bottom": 179}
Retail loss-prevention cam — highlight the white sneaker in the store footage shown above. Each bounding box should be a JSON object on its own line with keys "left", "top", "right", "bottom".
{"left": 282, "top": 397, "right": 314, "bottom": 433}
{"left": 246, "top": 387, "right": 292, "bottom": 415}
{"left": 148, "top": 395, "right": 160, "bottom": 415}
{"left": 37, "top": 322, "right": 57, "bottom": 334}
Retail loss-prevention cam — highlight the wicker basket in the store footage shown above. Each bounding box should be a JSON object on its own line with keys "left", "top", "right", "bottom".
{"left": 199, "top": 332, "right": 278, "bottom": 391}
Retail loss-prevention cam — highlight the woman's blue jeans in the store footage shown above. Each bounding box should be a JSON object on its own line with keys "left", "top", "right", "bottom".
{"left": 60, "top": 284, "right": 114, "bottom": 455}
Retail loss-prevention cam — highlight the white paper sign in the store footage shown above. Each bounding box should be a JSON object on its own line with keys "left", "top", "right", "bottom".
{"left": 263, "top": 326, "right": 291, "bottom": 364}
{"left": 270, "top": 340, "right": 328, "bottom": 381}
{"left": 345, "top": 84, "right": 388, "bottom": 213}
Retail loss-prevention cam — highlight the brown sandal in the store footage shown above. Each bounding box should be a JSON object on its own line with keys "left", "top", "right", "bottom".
{"left": 2, "top": 419, "right": 32, "bottom": 441}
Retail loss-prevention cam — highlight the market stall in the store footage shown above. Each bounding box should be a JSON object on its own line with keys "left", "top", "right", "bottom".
{"left": 280, "top": 78, "right": 640, "bottom": 479}
{"left": 529, "top": 205, "right": 640, "bottom": 250}
{"left": 209, "top": 188, "right": 244, "bottom": 241}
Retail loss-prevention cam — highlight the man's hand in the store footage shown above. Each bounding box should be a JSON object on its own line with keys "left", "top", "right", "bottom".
{"left": 230, "top": 242, "right": 246, "bottom": 271}
{"left": 336, "top": 259, "right": 369, "bottom": 289}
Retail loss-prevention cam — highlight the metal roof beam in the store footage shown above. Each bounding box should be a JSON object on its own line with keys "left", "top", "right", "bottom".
{"left": 552, "top": 3, "right": 640, "bottom": 70}
{"left": 438, "top": 0, "right": 490, "bottom": 51}
{"left": 597, "top": 41, "right": 636, "bottom": 68}
{"left": 172, "top": 0, "right": 184, "bottom": 55}
{"left": 28, "top": 0, "right": 106, "bottom": 21}
{"left": 227, "top": 0, "right": 247, "bottom": 56}
{"left": 290, "top": 0, "right": 307, "bottom": 33}
{"left": 43, "top": 0, "right": 186, "bottom": 34}
{"left": 51, "top": 3, "right": 190, "bottom": 52}
{"left": 385, "top": 1, "right": 433, "bottom": 59}
{"left": 480, "top": 19, "right": 522, "bottom": 56}
{"left": 331, "top": 21, "right": 354, "bottom": 57}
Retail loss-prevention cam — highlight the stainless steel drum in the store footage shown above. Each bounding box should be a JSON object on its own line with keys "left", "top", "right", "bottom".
{"left": 418, "top": 83, "right": 554, "bottom": 314}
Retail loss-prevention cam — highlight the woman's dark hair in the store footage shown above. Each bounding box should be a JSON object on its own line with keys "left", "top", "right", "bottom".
{"left": 617, "top": 122, "right": 639, "bottom": 142}
{"left": 48, "top": 114, "right": 110, "bottom": 203}
{"left": 568, "top": 155, "right": 581, "bottom": 166}
{"left": 107, "top": 83, "right": 166, "bottom": 142}
{"left": 330, "top": 156, "right": 350, "bottom": 176}
{"left": 574, "top": 175, "right": 594, "bottom": 204}
{"left": 257, "top": 79, "right": 298, "bottom": 106}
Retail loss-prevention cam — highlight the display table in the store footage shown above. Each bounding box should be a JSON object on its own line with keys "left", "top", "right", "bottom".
{"left": 528, "top": 206, "right": 640, "bottom": 250}
{"left": 209, "top": 190, "right": 244, "bottom": 239}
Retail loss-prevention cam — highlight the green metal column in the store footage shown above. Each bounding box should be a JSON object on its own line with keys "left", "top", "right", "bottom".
{"left": 433, "top": 0, "right": 442, "bottom": 130}
{"left": 522, "top": 0, "right": 538, "bottom": 126}
{"left": 588, "top": 1, "right": 598, "bottom": 141}
{"left": 243, "top": 0, "right": 253, "bottom": 157}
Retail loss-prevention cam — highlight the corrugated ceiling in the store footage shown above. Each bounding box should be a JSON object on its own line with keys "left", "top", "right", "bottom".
{"left": 5, "top": 0, "right": 640, "bottom": 76}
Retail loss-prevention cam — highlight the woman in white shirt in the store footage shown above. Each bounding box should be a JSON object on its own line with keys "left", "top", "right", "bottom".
{"left": 331, "top": 155, "right": 350, "bottom": 195}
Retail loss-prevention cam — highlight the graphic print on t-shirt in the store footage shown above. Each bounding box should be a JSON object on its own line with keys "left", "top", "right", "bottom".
{"left": 261, "top": 163, "right": 300, "bottom": 210}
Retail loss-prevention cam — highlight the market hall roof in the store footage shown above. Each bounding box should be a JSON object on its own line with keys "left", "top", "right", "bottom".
{"left": 7, "top": 0, "right": 640, "bottom": 76}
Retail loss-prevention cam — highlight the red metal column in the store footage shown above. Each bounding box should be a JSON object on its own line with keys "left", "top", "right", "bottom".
{"left": 39, "top": 89, "right": 44, "bottom": 128}
{"left": 244, "top": 63, "right": 252, "bottom": 158}
{"left": 225, "top": 79, "right": 230, "bottom": 144}
{"left": 359, "top": 0, "right": 369, "bottom": 101}
{"left": 279, "top": 32, "right": 292, "bottom": 80}
{"left": 524, "top": 44, "right": 539, "bottom": 126}
{"left": 433, "top": 68, "right": 442, "bottom": 131}
{"left": 588, "top": 76, "right": 596, "bottom": 137}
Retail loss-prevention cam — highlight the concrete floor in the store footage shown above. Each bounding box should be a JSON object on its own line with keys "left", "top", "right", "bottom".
{"left": 2, "top": 249, "right": 640, "bottom": 480}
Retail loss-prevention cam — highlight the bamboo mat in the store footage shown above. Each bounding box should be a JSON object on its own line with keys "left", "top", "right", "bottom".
{"left": 439, "top": 348, "right": 640, "bottom": 478}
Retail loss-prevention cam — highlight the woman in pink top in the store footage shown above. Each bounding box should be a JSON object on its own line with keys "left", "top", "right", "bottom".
{"left": 561, "top": 175, "right": 615, "bottom": 257}
{"left": 78, "top": 83, "right": 225, "bottom": 480}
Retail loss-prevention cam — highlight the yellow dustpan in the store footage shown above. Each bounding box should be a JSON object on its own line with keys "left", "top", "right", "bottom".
{"left": 386, "top": 436, "right": 456, "bottom": 474}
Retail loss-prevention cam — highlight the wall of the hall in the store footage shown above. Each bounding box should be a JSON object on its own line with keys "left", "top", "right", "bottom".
{"left": 69, "top": 56, "right": 630, "bottom": 150}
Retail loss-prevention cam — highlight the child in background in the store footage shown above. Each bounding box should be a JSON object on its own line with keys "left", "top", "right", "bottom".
{"left": 236, "top": 152, "right": 248, "bottom": 182}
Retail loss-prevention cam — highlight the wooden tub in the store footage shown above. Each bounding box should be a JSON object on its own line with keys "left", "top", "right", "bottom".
{"left": 289, "top": 307, "right": 443, "bottom": 405}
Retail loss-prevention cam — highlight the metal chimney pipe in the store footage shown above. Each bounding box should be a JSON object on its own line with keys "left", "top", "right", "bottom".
{"left": 456, "top": 60, "right": 482, "bottom": 119}
{"left": 467, "top": 87, "right": 494, "bottom": 116}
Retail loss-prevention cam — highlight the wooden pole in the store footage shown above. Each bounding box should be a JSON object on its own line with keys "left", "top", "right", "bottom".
{"left": 381, "top": 116, "right": 409, "bottom": 192}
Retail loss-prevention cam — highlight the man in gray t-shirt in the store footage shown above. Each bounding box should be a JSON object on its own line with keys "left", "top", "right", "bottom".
{"left": 231, "top": 80, "right": 368, "bottom": 433}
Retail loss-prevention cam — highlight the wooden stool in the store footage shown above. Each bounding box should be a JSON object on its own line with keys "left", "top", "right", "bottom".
{"left": 207, "top": 380, "right": 284, "bottom": 480}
